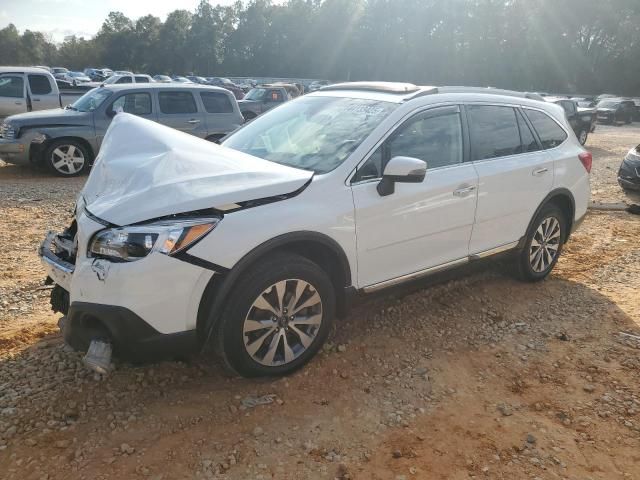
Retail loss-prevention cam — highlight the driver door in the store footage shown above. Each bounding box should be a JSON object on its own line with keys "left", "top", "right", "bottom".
{"left": 351, "top": 105, "right": 479, "bottom": 288}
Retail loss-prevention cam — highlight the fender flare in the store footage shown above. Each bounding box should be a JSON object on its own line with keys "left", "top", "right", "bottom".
{"left": 518, "top": 188, "right": 576, "bottom": 249}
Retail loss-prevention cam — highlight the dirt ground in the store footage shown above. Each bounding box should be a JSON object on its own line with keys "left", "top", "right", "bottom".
{"left": 0, "top": 124, "right": 639, "bottom": 480}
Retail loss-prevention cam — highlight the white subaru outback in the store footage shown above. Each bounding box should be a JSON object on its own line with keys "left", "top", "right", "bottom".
{"left": 40, "top": 82, "right": 591, "bottom": 377}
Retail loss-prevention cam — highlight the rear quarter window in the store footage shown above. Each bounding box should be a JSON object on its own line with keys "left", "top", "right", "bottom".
{"left": 159, "top": 91, "right": 198, "bottom": 114}
{"left": 524, "top": 109, "right": 568, "bottom": 149}
{"left": 200, "top": 91, "right": 234, "bottom": 113}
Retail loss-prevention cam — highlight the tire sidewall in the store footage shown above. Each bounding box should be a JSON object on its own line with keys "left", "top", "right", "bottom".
{"left": 520, "top": 205, "right": 566, "bottom": 281}
{"left": 45, "top": 140, "right": 89, "bottom": 177}
{"left": 219, "top": 255, "right": 336, "bottom": 377}
{"left": 578, "top": 129, "right": 588, "bottom": 145}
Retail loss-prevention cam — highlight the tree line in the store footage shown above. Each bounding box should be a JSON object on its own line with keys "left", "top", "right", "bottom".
{"left": 1, "top": 0, "right": 639, "bottom": 95}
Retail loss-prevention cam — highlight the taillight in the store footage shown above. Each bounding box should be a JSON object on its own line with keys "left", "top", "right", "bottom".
{"left": 579, "top": 151, "right": 592, "bottom": 173}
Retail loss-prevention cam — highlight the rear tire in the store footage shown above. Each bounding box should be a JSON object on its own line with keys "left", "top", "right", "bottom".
{"left": 44, "top": 139, "right": 90, "bottom": 177}
{"left": 516, "top": 204, "right": 567, "bottom": 282}
{"left": 216, "top": 253, "right": 335, "bottom": 377}
{"left": 578, "top": 129, "right": 588, "bottom": 145}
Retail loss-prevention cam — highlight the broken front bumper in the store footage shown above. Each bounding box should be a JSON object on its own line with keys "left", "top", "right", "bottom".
{"left": 39, "top": 230, "right": 75, "bottom": 292}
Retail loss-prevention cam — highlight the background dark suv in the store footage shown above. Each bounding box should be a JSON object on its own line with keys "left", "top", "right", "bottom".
{"left": 596, "top": 98, "right": 635, "bottom": 125}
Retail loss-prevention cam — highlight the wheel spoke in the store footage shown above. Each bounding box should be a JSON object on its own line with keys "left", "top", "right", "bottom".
{"left": 67, "top": 145, "right": 76, "bottom": 157}
{"left": 245, "top": 328, "right": 275, "bottom": 356}
{"left": 289, "top": 324, "right": 314, "bottom": 348}
{"left": 52, "top": 158, "right": 66, "bottom": 168}
{"left": 287, "top": 280, "right": 308, "bottom": 312}
{"left": 52, "top": 148, "right": 65, "bottom": 159}
{"left": 282, "top": 333, "right": 295, "bottom": 364}
{"left": 244, "top": 319, "right": 275, "bottom": 333}
{"left": 273, "top": 281, "right": 286, "bottom": 313}
{"left": 253, "top": 293, "right": 279, "bottom": 316}
{"left": 262, "top": 330, "right": 282, "bottom": 365}
{"left": 291, "top": 313, "right": 322, "bottom": 327}
{"left": 292, "top": 291, "right": 321, "bottom": 315}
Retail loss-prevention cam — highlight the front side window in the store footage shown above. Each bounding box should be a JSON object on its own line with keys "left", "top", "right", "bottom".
{"left": 0, "top": 75, "right": 24, "bottom": 98}
{"left": 244, "top": 88, "right": 266, "bottom": 101}
{"left": 111, "top": 93, "right": 152, "bottom": 116}
{"left": 134, "top": 76, "right": 150, "bottom": 83}
{"left": 200, "top": 92, "right": 234, "bottom": 113}
{"left": 28, "top": 74, "right": 52, "bottom": 94}
{"left": 223, "top": 96, "right": 397, "bottom": 174}
{"left": 159, "top": 91, "right": 197, "bottom": 114}
{"left": 468, "top": 105, "right": 521, "bottom": 160}
{"left": 353, "top": 108, "right": 463, "bottom": 182}
{"left": 524, "top": 109, "right": 567, "bottom": 149}
{"left": 69, "top": 88, "right": 112, "bottom": 112}
{"left": 117, "top": 76, "right": 132, "bottom": 84}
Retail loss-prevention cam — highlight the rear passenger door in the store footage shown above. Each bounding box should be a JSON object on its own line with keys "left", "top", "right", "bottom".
{"left": 467, "top": 104, "right": 554, "bottom": 254}
{"left": 199, "top": 91, "right": 241, "bottom": 138}
{"left": 27, "top": 73, "right": 59, "bottom": 110}
{"left": 157, "top": 90, "right": 206, "bottom": 137}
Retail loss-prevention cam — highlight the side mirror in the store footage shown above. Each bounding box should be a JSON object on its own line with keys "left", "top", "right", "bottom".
{"left": 106, "top": 108, "right": 116, "bottom": 118}
{"left": 377, "top": 156, "right": 427, "bottom": 197}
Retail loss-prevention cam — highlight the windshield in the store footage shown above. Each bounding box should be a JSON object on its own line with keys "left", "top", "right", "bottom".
{"left": 598, "top": 100, "right": 620, "bottom": 108}
{"left": 69, "top": 72, "right": 85, "bottom": 78}
{"left": 244, "top": 88, "right": 267, "bottom": 101}
{"left": 70, "top": 88, "right": 112, "bottom": 112}
{"left": 223, "top": 96, "right": 397, "bottom": 174}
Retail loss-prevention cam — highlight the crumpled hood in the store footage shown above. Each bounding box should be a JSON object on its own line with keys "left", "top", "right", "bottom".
{"left": 81, "top": 113, "right": 313, "bottom": 225}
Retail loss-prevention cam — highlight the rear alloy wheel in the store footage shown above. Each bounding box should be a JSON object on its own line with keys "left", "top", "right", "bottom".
{"left": 45, "top": 140, "right": 89, "bottom": 177}
{"left": 578, "top": 129, "right": 588, "bottom": 145}
{"left": 216, "top": 253, "right": 335, "bottom": 377}
{"left": 517, "top": 204, "right": 566, "bottom": 282}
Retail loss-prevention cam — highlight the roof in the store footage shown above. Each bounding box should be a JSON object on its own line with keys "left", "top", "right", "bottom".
{"left": 101, "top": 83, "right": 232, "bottom": 94}
{"left": 312, "top": 82, "right": 547, "bottom": 104}
{"left": 0, "top": 66, "right": 53, "bottom": 74}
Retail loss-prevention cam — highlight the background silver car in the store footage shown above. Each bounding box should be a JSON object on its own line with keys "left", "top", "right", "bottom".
{"left": 0, "top": 83, "right": 244, "bottom": 176}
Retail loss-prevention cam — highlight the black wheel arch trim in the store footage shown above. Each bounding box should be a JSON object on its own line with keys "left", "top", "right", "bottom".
{"left": 518, "top": 188, "right": 576, "bottom": 249}
{"left": 196, "top": 230, "right": 353, "bottom": 346}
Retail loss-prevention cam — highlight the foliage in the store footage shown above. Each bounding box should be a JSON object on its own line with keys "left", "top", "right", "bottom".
{"left": 1, "top": 0, "right": 639, "bottom": 94}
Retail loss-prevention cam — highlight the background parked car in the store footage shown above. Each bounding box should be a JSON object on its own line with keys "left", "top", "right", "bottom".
{"left": 103, "top": 74, "right": 154, "bottom": 85}
{"left": 172, "top": 76, "right": 194, "bottom": 83}
{"left": 238, "top": 85, "right": 289, "bottom": 120}
{"left": 64, "top": 71, "right": 92, "bottom": 85}
{"left": 207, "top": 77, "right": 245, "bottom": 99}
{"left": 546, "top": 97, "right": 596, "bottom": 145}
{"left": 596, "top": 98, "right": 635, "bottom": 125}
{"left": 0, "top": 66, "right": 61, "bottom": 118}
{"left": 114, "top": 70, "right": 133, "bottom": 76}
{"left": 50, "top": 67, "right": 69, "bottom": 79}
{"left": 618, "top": 144, "right": 640, "bottom": 192}
{"left": 186, "top": 75, "right": 209, "bottom": 84}
{"left": 307, "top": 80, "right": 329, "bottom": 92}
{"left": 0, "top": 83, "right": 244, "bottom": 176}
{"left": 153, "top": 75, "right": 172, "bottom": 83}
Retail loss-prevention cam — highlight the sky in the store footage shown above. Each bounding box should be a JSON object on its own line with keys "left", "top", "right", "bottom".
{"left": 0, "top": 0, "right": 238, "bottom": 42}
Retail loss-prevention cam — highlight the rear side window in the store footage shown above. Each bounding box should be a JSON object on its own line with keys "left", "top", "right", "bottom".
{"left": 159, "top": 91, "right": 197, "bottom": 114}
{"left": 468, "top": 105, "right": 521, "bottom": 160}
{"left": 525, "top": 109, "right": 568, "bottom": 149}
{"left": 111, "top": 93, "right": 152, "bottom": 116}
{"left": 117, "top": 77, "right": 132, "bottom": 84}
{"left": 28, "top": 74, "right": 52, "bottom": 94}
{"left": 0, "top": 76, "right": 24, "bottom": 98}
{"left": 200, "top": 91, "right": 234, "bottom": 113}
{"left": 267, "top": 89, "right": 283, "bottom": 102}
{"left": 516, "top": 110, "right": 540, "bottom": 153}
{"left": 134, "top": 76, "right": 150, "bottom": 83}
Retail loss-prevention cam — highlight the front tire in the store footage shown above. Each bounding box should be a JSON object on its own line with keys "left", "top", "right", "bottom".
{"left": 216, "top": 253, "right": 335, "bottom": 377}
{"left": 516, "top": 204, "right": 567, "bottom": 282}
{"left": 44, "top": 139, "right": 90, "bottom": 177}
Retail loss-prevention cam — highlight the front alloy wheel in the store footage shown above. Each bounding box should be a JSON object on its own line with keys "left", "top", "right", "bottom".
{"left": 243, "top": 279, "right": 322, "bottom": 367}
{"left": 45, "top": 140, "right": 89, "bottom": 176}
{"left": 216, "top": 253, "right": 335, "bottom": 377}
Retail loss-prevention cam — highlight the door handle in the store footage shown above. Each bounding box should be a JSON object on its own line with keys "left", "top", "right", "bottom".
{"left": 187, "top": 119, "right": 201, "bottom": 124}
{"left": 453, "top": 185, "right": 476, "bottom": 197}
{"left": 33, "top": 98, "right": 40, "bottom": 102}
{"left": 14, "top": 101, "right": 22, "bottom": 105}
{"left": 532, "top": 167, "right": 549, "bottom": 176}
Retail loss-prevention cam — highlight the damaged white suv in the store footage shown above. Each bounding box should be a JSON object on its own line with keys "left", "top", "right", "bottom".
{"left": 40, "top": 82, "right": 591, "bottom": 377}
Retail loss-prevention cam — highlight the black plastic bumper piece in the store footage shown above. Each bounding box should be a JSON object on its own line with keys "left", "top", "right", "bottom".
{"left": 65, "top": 302, "right": 199, "bottom": 363}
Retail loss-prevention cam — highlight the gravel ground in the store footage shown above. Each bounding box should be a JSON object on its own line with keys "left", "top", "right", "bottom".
{"left": 0, "top": 124, "right": 639, "bottom": 479}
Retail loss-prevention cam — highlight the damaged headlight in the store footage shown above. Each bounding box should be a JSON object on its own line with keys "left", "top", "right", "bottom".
{"left": 89, "top": 218, "right": 220, "bottom": 262}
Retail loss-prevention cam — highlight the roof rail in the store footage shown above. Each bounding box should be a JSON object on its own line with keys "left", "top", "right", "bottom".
{"left": 434, "top": 86, "right": 545, "bottom": 101}
{"left": 320, "top": 81, "right": 422, "bottom": 94}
